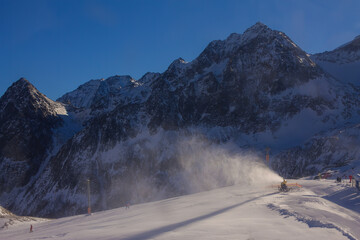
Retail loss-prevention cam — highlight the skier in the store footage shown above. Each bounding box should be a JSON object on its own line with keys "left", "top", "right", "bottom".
{"left": 30, "top": 225, "right": 33, "bottom": 233}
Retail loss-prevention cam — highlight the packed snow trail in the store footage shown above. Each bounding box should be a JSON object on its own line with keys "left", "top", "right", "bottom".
{"left": 2, "top": 180, "right": 359, "bottom": 240}
{"left": 266, "top": 180, "right": 360, "bottom": 240}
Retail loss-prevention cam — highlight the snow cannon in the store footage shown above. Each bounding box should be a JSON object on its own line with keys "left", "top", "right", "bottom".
{"left": 278, "top": 179, "right": 302, "bottom": 192}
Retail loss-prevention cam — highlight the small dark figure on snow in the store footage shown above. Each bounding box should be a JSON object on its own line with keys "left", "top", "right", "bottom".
{"left": 336, "top": 177, "right": 342, "bottom": 183}
{"left": 280, "top": 179, "right": 288, "bottom": 192}
{"left": 30, "top": 225, "right": 33, "bottom": 233}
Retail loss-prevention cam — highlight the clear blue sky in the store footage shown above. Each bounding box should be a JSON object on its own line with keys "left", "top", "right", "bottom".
{"left": 1, "top": 0, "right": 360, "bottom": 100}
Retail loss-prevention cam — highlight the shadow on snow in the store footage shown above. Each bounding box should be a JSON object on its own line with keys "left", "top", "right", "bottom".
{"left": 118, "top": 192, "right": 278, "bottom": 240}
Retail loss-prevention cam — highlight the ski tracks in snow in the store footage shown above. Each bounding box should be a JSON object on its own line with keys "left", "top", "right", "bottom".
{"left": 266, "top": 180, "right": 360, "bottom": 240}
{"left": 2, "top": 180, "right": 359, "bottom": 240}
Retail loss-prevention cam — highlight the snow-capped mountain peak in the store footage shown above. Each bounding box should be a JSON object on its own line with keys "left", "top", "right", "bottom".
{"left": 1, "top": 77, "right": 40, "bottom": 105}
{"left": 169, "top": 57, "right": 187, "bottom": 67}
{"left": 335, "top": 34, "right": 360, "bottom": 52}
{"left": 196, "top": 22, "right": 315, "bottom": 71}
{"left": 245, "top": 21, "right": 269, "bottom": 32}
{"left": 313, "top": 34, "right": 360, "bottom": 64}
{"left": 165, "top": 57, "right": 188, "bottom": 77}
{"left": 0, "top": 77, "right": 71, "bottom": 198}
{"left": 198, "top": 22, "right": 274, "bottom": 57}
{"left": 222, "top": 22, "right": 296, "bottom": 51}
{"left": 138, "top": 72, "right": 161, "bottom": 84}
{"left": 240, "top": 21, "right": 272, "bottom": 42}
{"left": 103, "top": 75, "right": 138, "bottom": 88}
{"left": 2, "top": 23, "right": 360, "bottom": 221}
{"left": 11, "top": 77, "right": 30, "bottom": 89}
{"left": 57, "top": 75, "right": 144, "bottom": 112}
{"left": 0, "top": 78, "right": 67, "bottom": 118}
{"left": 311, "top": 34, "right": 360, "bottom": 85}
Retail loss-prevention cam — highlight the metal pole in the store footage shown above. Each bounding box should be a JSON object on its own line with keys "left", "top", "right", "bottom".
{"left": 87, "top": 179, "right": 91, "bottom": 214}
{"left": 265, "top": 147, "right": 270, "bottom": 167}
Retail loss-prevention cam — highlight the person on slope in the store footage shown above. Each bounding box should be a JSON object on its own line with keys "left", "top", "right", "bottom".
{"left": 280, "top": 178, "right": 288, "bottom": 191}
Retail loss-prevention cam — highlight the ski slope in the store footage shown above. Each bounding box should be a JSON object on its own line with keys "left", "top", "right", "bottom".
{"left": 2, "top": 179, "right": 360, "bottom": 240}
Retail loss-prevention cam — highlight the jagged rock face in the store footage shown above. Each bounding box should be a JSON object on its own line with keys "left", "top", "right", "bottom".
{"left": 145, "top": 23, "right": 348, "bottom": 135}
{"left": 57, "top": 24, "right": 351, "bottom": 135}
{"left": 8, "top": 23, "right": 360, "bottom": 218}
{"left": 165, "top": 23, "right": 319, "bottom": 91}
{"left": 313, "top": 35, "right": 360, "bottom": 64}
{"left": 0, "top": 79, "right": 63, "bottom": 192}
{"left": 1, "top": 23, "right": 360, "bottom": 218}
{"left": 272, "top": 124, "right": 360, "bottom": 178}
{"left": 57, "top": 75, "right": 154, "bottom": 116}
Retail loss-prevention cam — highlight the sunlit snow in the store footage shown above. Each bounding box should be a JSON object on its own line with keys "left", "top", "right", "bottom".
{"left": 2, "top": 179, "right": 359, "bottom": 240}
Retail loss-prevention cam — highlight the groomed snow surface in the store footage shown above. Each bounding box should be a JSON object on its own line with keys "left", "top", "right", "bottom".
{"left": 2, "top": 179, "right": 360, "bottom": 240}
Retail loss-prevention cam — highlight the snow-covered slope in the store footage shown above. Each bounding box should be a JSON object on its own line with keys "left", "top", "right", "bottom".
{"left": 2, "top": 179, "right": 359, "bottom": 240}
{"left": 2, "top": 23, "right": 360, "bottom": 219}
{"left": 312, "top": 35, "right": 360, "bottom": 85}
{"left": 0, "top": 206, "right": 47, "bottom": 230}
{"left": 4, "top": 22, "right": 360, "bottom": 219}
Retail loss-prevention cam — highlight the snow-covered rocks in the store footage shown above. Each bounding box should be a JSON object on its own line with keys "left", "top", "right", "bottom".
{"left": 57, "top": 75, "right": 148, "bottom": 115}
{"left": 312, "top": 35, "right": 360, "bottom": 85}
{"left": 1, "top": 22, "right": 360, "bottom": 219}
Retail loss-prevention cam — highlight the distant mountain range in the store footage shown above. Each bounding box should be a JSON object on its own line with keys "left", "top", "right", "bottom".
{"left": 1, "top": 22, "right": 360, "bottom": 218}
{"left": 312, "top": 35, "right": 360, "bottom": 85}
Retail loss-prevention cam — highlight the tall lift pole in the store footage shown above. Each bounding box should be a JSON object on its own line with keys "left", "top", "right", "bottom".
{"left": 265, "top": 147, "right": 270, "bottom": 168}
{"left": 87, "top": 179, "right": 91, "bottom": 215}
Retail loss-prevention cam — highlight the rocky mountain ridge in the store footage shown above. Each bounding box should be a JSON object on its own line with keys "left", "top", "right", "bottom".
{"left": 0, "top": 79, "right": 65, "bottom": 192}
{"left": 311, "top": 35, "right": 360, "bottom": 85}
{"left": 1, "top": 22, "right": 360, "bottom": 218}
{"left": 0, "top": 78, "right": 82, "bottom": 211}
{"left": 313, "top": 35, "right": 360, "bottom": 64}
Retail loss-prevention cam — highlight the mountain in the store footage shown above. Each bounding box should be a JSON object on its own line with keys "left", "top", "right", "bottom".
{"left": 272, "top": 123, "right": 360, "bottom": 178}
{"left": 313, "top": 35, "right": 360, "bottom": 63}
{"left": 62, "top": 23, "right": 359, "bottom": 145}
{"left": 57, "top": 74, "right": 157, "bottom": 120}
{"left": 2, "top": 180, "right": 360, "bottom": 240}
{"left": 0, "top": 78, "right": 82, "bottom": 212}
{"left": 0, "top": 78, "right": 64, "bottom": 191}
{"left": 312, "top": 35, "right": 360, "bottom": 85}
{"left": 1, "top": 23, "right": 360, "bottom": 218}
{"left": 0, "top": 205, "right": 45, "bottom": 230}
{"left": 3, "top": 23, "right": 360, "bottom": 218}
{"left": 272, "top": 35, "right": 360, "bottom": 178}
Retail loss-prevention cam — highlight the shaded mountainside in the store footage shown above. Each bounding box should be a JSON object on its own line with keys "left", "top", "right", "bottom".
{"left": 312, "top": 35, "right": 360, "bottom": 85}
{"left": 0, "top": 79, "right": 82, "bottom": 213}
{"left": 57, "top": 74, "right": 157, "bottom": 121}
{"left": 0, "top": 78, "right": 65, "bottom": 192}
{"left": 313, "top": 35, "right": 360, "bottom": 64}
{"left": 1, "top": 23, "right": 360, "bottom": 218}
{"left": 272, "top": 124, "right": 360, "bottom": 178}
